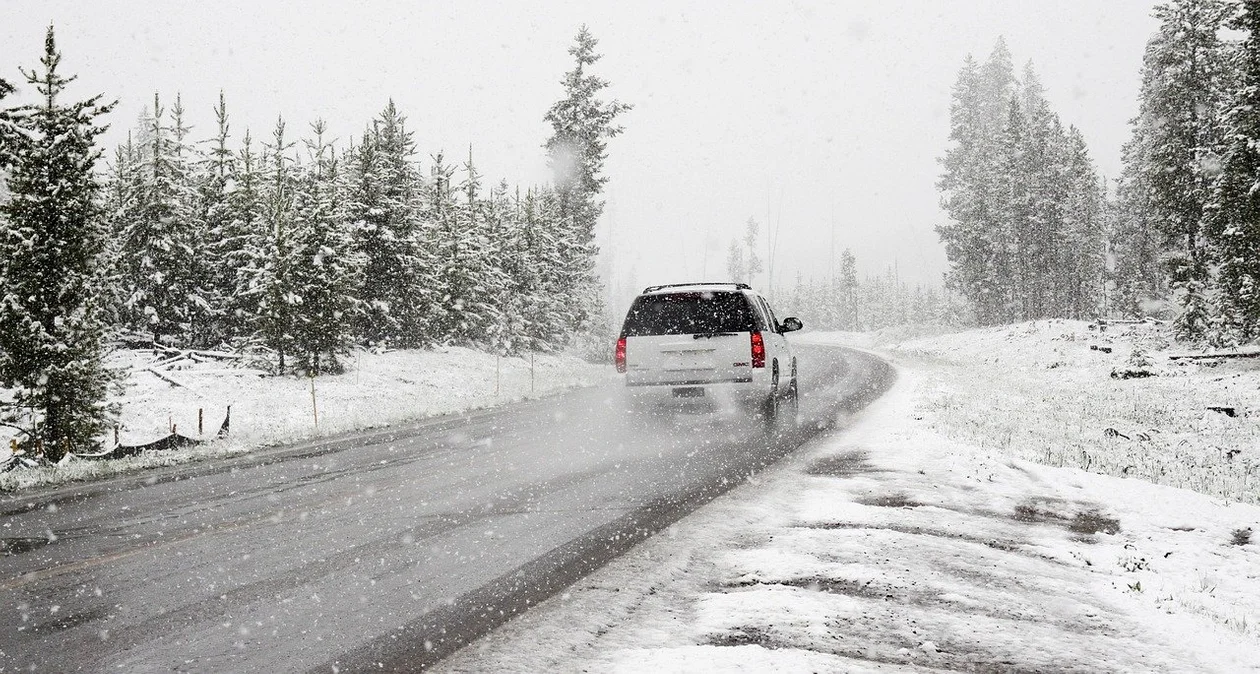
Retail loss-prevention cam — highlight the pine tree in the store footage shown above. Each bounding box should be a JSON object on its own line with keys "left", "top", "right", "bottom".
{"left": 1130, "top": 0, "right": 1234, "bottom": 338}
{"left": 543, "top": 25, "right": 631, "bottom": 334}
{"left": 1206, "top": 0, "right": 1260, "bottom": 343}
{"left": 725, "top": 240, "right": 745, "bottom": 282}
{"left": 838, "top": 249, "right": 859, "bottom": 330}
{"left": 940, "top": 40, "right": 1106, "bottom": 326}
{"left": 0, "top": 76, "right": 17, "bottom": 171}
{"left": 0, "top": 26, "right": 117, "bottom": 458}
{"left": 118, "top": 93, "right": 205, "bottom": 344}
{"left": 1060, "top": 127, "right": 1107, "bottom": 319}
{"left": 246, "top": 118, "right": 300, "bottom": 371}
{"left": 447, "top": 148, "right": 507, "bottom": 345}
{"left": 290, "top": 120, "right": 360, "bottom": 373}
{"left": 198, "top": 91, "right": 237, "bottom": 345}
{"left": 425, "top": 150, "right": 458, "bottom": 342}
{"left": 937, "top": 42, "right": 1016, "bottom": 325}
{"left": 743, "top": 218, "right": 763, "bottom": 283}
{"left": 1111, "top": 140, "right": 1165, "bottom": 317}
{"left": 347, "top": 102, "right": 430, "bottom": 346}
{"left": 222, "top": 129, "right": 264, "bottom": 341}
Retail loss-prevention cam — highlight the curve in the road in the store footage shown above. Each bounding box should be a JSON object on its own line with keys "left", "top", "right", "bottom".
{"left": 0, "top": 345, "right": 892, "bottom": 673}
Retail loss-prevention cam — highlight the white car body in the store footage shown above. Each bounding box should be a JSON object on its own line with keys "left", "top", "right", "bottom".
{"left": 615, "top": 283, "right": 801, "bottom": 416}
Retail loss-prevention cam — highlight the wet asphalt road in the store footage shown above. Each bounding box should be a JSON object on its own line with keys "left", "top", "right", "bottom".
{"left": 0, "top": 344, "right": 891, "bottom": 673}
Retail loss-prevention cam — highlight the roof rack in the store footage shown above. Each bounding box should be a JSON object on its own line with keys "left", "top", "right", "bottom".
{"left": 641, "top": 282, "right": 752, "bottom": 293}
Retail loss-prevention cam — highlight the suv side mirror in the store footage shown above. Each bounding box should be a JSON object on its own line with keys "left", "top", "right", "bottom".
{"left": 780, "top": 317, "right": 803, "bottom": 333}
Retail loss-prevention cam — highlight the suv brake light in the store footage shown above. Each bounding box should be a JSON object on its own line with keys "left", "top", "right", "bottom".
{"left": 750, "top": 331, "right": 765, "bottom": 368}
{"left": 615, "top": 337, "right": 627, "bottom": 373}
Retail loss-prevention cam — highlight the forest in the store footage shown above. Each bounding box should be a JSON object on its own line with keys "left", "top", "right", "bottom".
{"left": 0, "top": 25, "right": 628, "bottom": 454}
{"left": 936, "top": 0, "right": 1260, "bottom": 347}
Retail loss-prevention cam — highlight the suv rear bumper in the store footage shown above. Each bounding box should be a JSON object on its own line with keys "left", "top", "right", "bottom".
{"left": 622, "top": 374, "right": 772, "bottom": 412}
{"left": 625, "top": 375, "right": 753, "bottom": 387}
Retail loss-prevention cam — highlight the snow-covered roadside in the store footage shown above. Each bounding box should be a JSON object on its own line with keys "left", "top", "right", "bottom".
{"left": 435, "top": 329, "right": 1260, "bottom": 673}
{"left": 1, "top": 346, "right": 611, "bottom": 493}
{"left": 865, "top": 319, "right": 1260, "bottom": 506}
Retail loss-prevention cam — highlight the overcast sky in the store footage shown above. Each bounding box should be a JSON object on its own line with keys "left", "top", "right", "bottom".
{"left": 1, "top": 0, "right": 1162, "bottom": 303}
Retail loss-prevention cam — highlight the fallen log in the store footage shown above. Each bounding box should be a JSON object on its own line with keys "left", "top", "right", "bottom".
{"left": 1168, "top": 350, "right": 1260, "bottom": 361}
{"left": 144, "top": 367, "right": 195, "bottom": 389}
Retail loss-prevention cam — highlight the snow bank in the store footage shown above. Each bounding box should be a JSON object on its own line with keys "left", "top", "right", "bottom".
{"left": 812, "top": 319, "right": 1260, "bottom": 506}
{"left": 1, "top": 346, "right": 611, "bottom": 492}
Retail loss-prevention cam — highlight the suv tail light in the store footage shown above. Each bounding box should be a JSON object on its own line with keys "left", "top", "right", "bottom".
{"left": 750, "top": 331, "right": 765, "bottom": 368}
{"left": 615, "top": 337, "right": 627, "bottom": 373}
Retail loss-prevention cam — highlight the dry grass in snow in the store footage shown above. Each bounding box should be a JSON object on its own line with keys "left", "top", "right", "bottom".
{"left": 840, "top": 319, "right": 1260, "bottom": 506}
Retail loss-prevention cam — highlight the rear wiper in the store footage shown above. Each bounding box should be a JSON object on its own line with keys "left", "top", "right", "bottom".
{"left": 693, "top": 332, "right": 738, "bottom": 339}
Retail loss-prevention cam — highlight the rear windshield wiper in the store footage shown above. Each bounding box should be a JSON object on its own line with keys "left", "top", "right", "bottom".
{"left": 693, "top": 331, "right": 738, "bottom": 339}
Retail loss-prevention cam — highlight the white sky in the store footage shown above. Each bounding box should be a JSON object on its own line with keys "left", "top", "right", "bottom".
{"left": 1, "top": 0, "right": 1161, "bottom": 304}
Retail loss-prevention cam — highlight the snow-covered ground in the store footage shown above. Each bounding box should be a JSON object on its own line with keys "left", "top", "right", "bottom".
{"left": 436, "top": 321, "right": 1260, "bottom": 673}
{"left": 0, "top": 346, "right": 611, "bottom": 492}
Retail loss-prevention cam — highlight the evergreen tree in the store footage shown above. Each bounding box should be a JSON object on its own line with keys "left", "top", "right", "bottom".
{"left": 118, "top": 93, "right": 206, "bottom": 344}
{"left": 347, "top": 101, "right": 430, "bottom": 346}
{"left": 1060, "top": 127, "right": 1107, "bottom": 319}
{"left": 0, "top": 76, "right": 16, "bottom": 170}
{"left": 246, "top": 118, "right": 299, "bottom": 371}
{"left": 0, "top": 26, "right": 116, "bottom": 458}
{"left": 1129, "top": 0, "right": 1234, "bottom": 338}
{"left": 447, "top": 148, "right": 507, "bottom": 345}
{"left": 725, "top": 240, "right": 745, "bottom": 282}
{"left": 290, "top": 120, "right": 360, "bottom": 373}
{"left": 1111, "top": 143, "right": 1165, "bottom": 316}
{"left": 1206, "top": 0, "right": 1260, "bottom": 343}
{"left": 743, "top": 218, "right": 763, "bottom": 283}
{"left": 543, "top": 25, "right": 631, "bottom": 333}
{"left": 937, "top": 43, "right": 1015, "bottom": 325}
{"left": 222, "top": 129, "right": 264, "bottom": 340}
{"left": 940, "top": 41, "right": 1106, "bottom": 325}
{"left": 198, "top": 91, "right": 237, "bottom": 344}
{"left": 838, "top": 249, "right": 859, "bottom": 330}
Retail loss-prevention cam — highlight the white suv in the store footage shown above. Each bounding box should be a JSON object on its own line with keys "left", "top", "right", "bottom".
{"left": 615, "top": 283, "right": 803, "bottom": 422}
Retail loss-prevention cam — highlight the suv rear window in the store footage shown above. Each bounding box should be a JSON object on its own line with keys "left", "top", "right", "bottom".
{"left": 621, "top": 291, "right": 758, "bottom": 337}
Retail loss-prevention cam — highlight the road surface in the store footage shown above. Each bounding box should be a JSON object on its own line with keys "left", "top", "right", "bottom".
{"left": 0, "top": 344, "right": 891, "bottom": 672}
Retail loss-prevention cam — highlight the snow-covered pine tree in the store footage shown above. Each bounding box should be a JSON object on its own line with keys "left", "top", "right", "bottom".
{"left": 481, "top": 180, "right": 521, "bottom": 354}
{"left": 994, "top": 96, "right": 1029, "bottom": 323}
{"left": 528, "top": 185, "right": 574, "bottom": 346}
{"left": 424, "top": 150, "right": 458, "bottom": 343}
{"left": 543, "top": 25, "right": 631, "bottom": 335}
{"left": 245, "top": 117, "right": 300, "bottom": 372}
{"left": 1131, "top": 0, "right": 1234, "bottom": 338}
{"left": 347, "top": 102, "right": 429, "bottom": 347}
{"left": 0, "top": 75, "right": 16, "bottom": 170}
{"left": 838, "top": 249, "right": 859, "bottom": 330}
{"left": 1014, "top": 62, "right": 1068, "bottom": 320}
{"left": 937, "top": 42, "right": 1016, "bottom": 325}
{"left": 743, "top": 218, "right": 763, "bottom": 284}
{"left": 517, "top": 186, "right": 569, "bottom": 350}
{"left": 449, "top": 149, "right": 507, "bottom": 345}
{"left": 98, "top": 135, "right": 139, "bottom": 329}
{"left": 197, "top": 91, "right": 237, "bottom": 345}
{"left": 289, "top": 120, "right": 360, "bottom": 374}
{"left": 1206, "top": 0, "right": 1260, "bottom": 343}
{"left": 222, "top": 129, "right": 264, "bottom": 341}
{"left": 118, "top": 92, "right": 206, "bottom": 345}
{"left": 1059, "top": 127, "right": 1107, "bottom": 320}
{"left": 0, "top": 26, "right": 117, "bottom": 458}
{"left": 1111, "top": 139, "right": 1165, "bottom": 317}
{"left": 170, "top": 94, "right": 217, "bottom": 347}
{"left": 725, "top": 240, "right": 745, "bottom": 283}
